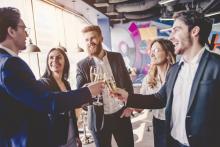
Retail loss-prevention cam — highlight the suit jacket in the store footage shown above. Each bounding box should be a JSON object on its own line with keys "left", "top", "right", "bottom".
{"left": 0, "top": 49, "right": 91, "bottom": 147}
{"left": 39, "top": 77, "right": 79, "bottom": 146}
{"left": 126, "top": 49, "right": 220, "bottom": 147}
{"left": 76, "top": 51, "right": 133, "bottom": 131}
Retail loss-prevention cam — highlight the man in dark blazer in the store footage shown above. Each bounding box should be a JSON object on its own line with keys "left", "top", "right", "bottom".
{"left": 112, "top": 10, "right": 219, "bottom": 147}
{"left": 0, "top": 7, "right": 103, "bottom": 147}
{"left": 76, "top": 25, "right": 134, "bottom": 147}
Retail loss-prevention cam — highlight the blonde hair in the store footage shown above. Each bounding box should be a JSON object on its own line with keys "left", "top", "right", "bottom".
{"left": 147, "top": 38, "right": 176, "bottom": 88}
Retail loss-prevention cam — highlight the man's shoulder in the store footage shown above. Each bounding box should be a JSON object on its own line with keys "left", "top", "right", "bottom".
{"left": 77, "top": 56, "right": 90, "bottom": 66}
{"left": 107, "top": 51, "right": 121, "bottom": 56}
{"left": 107, "top": 51, "right": 122, "bottom": 59}
{"left": 0, "top": 53, "right": 22, "bottom": 69}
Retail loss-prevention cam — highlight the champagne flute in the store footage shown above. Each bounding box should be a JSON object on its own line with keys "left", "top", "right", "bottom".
{"left": 104, "top": 73, "right": 117, "bottom": 92}
{"left": 90, "top": 66, "right": 103, "bottom": 106}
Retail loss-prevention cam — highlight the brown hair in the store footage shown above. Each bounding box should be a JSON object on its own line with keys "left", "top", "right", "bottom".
{"left": 0, "top": 7, "right": 20, "bottom": 42}
{"left": 147, "top": 38, "right": 176, "bottom": 88}
{"left": 173, "top": 10, "right": 212, "bottom": 47}
{"left": 81, "top": 25, "right": 102, "bottom": 36}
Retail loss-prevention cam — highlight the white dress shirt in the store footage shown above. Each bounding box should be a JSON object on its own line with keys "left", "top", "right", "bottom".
{"left": 93, "top": 52, "right": 124, "bottom": 114}
{"left": 0, "top": 44, "right": 18, "bottom": 57}
{"left": 171, "top": 47, "right": 205, "bottom": 145}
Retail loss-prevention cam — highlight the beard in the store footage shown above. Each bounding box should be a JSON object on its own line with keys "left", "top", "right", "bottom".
{"left": 88, "top": 42, "right": 102, "bottom": 57}
{"left": 174, "top": 34, "right": 192, "bottom": 55}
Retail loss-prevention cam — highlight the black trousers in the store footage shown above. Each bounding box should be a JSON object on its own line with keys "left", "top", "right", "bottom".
{"left": 91, "top": 108, "right": 134, "bottom": 147}
{"left": 169, "top": 136, "right": 190, "bottom": 147}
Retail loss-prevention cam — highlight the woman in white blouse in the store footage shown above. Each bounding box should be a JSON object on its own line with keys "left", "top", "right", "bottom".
{"left": 140, "top": 38, "right": 176, "bottom": 147}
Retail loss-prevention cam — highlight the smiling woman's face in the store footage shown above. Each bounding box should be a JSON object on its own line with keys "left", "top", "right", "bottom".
{"left": 48, "top": 50, "right": 65, "bottom": 74}
{"left": 150, "top": 42, "right": 167, "bottom": 66}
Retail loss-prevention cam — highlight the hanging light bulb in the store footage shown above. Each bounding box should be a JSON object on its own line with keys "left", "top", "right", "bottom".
{"left": 25, "top": 37, "right": 40, "bottom": 52}
{"left": 57, "top": 42, "right": 67, "bottom": 52}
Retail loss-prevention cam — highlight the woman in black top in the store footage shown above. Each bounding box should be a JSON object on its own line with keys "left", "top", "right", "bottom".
{"left": 40, "top": 47, "right": 82, "bottom": 147}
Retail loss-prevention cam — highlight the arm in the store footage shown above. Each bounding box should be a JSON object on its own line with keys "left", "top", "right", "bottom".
{"left": 127, "top": 93, "right": 165, "bottom": 109}
{"left": 2, "top": 57, "right": 99, "bottom": 113}
{"left": 112, "top": 84, "right": 167, "bottom": 109}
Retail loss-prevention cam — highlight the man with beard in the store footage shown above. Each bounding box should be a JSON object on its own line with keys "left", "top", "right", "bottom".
{"left": 111, "top": 10, "right": 220, "bottom": 147}
{"left": 76, "top": 25, "right": 134, "bottom": 147}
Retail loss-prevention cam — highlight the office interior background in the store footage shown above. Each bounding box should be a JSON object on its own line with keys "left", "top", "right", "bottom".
{"left": 1, "top": 0, "right": 220, "bottom": 88}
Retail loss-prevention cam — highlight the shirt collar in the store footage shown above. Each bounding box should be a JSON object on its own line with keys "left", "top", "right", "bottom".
{"left": 0, "top": 44, "right": 18, "bottom": 57}
{"left": 93, "top": 50, "right": 107, "bottom": 64}
{"left": 179, "top": 46, "right": 206, "bottom": 65}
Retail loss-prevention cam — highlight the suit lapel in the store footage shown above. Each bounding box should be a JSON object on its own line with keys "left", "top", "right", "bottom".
{"left": 187, "top": 50, "right": 209, "bottom": 111}
{"left": 167, "top": 63, "right": 183, "bottom": 104}
{"left": 86, "top": 57, "right": 95, "bottom": 82}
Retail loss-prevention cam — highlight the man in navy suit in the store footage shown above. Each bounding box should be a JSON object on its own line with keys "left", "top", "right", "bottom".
{"left": 112, "top": 10, "right": 219, "bottom": 147}
{"left": 0, "top": 7, "right": 103, "bottom": 147}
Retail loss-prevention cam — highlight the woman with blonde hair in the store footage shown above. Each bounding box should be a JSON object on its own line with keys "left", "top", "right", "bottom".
{"left": 140, "top": 38, "right": 175, "bottom": 147}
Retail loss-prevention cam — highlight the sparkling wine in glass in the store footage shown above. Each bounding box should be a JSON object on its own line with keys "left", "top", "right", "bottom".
{"left": 90, "top": 66, "right": 103, "bottom": 106}
{"left": 104, "top": 74, "right": 117, "bottom": 92}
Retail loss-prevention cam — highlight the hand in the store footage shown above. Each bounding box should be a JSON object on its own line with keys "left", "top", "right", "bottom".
{"left": 76, "top": 137, "right": 82, "bottom": 147}
{"left": 134, "top": 108, "right": 144, "bottom": 113}
{"left": 110, "top": 88, "right": 128, "bottom": 102}
{"left": 87, "top": 81, "right": 105, "bottom": 97}
{"left": 120, "top": 108, "right": 134, "bottom": 118}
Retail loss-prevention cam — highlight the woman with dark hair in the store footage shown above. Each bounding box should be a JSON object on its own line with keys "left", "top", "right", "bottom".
{"left": 140, "top": 38, "right": 176, "bottom": 147}
{"left": 40, "top": 48, "right": 82, "bottom": 147}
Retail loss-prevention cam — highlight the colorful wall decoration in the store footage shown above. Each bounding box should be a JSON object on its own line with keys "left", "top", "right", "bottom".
{"left": 111, "top": 21, "right": 169, "bottom": 83}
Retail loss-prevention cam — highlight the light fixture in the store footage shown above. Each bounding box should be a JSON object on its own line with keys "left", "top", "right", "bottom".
{"left": 76, "top": 44, "right": 84, "bottom": 52}
{"left": 159, "top": 0, "right": 176, "bottom": 5}
{"left": 111, "top": 18, "right": 126, "bottom": 21}
{"left": 160, "top": 27, "right": 172, "bottom": 32}
{"left": 159, "top": 17, "right": 174, "bottom": 21}
{"left": 94, "top": 0, "right": 109, "bottom": 7}
{"left": 109, "top": 0, "right": 128, "bottom": 3}
{"left": 57, "top": 43, "right": 67, "bottom": 52}
{"left": 205, "top": 11, "right": 220, "bottom": 17}
{"left": 25, "top": 38, "right": 40, "bottom": 53}
{"left": 25, "top": 38, "right": 41, "bottom": 77}
{"left": 105, "top": 4, "right": 119, "bottom": 16}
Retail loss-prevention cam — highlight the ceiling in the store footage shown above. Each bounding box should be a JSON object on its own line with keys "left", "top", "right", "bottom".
{"left": 81, "top": 0, "right": 220, "bottom": 26}
{"left": 45, "top": 0, "right": 220, "bottom": 27}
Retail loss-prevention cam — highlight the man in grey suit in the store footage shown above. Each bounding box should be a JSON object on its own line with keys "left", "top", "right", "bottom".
{"left": 76, "top": 25, "right": 134, "bottom": 147}
{"left": 112, "top": 10, "right": 219, "bottom": 147}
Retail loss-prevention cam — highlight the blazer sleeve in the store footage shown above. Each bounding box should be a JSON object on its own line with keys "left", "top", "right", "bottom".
{"left": 76, "top": 62, "right": 88, "bottom": 88}
{"left": 126, "top": 84, "right": 167, "bottom": 109}
{"left": 1, "top": 57, "right": 92, "bottom": 113}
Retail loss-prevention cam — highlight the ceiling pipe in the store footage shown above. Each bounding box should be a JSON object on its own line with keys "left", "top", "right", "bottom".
{"left": 115, "top": 0, "right": 160, "bottom": 12}
{"left": 123, "top": 6, "right": 161, "bottom": 19}
{"left": 109, "top": 0, "right": 129, "bottom": 4}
